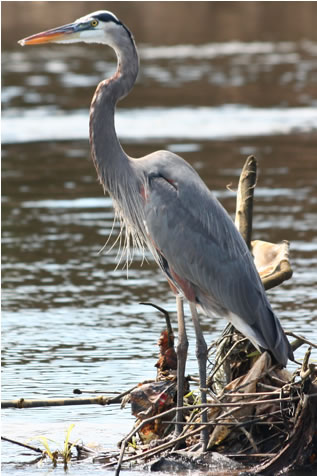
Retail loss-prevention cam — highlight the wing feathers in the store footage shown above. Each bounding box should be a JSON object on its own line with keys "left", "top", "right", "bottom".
{"left": 143, "top": 165, "right": 292, "bottom": 365}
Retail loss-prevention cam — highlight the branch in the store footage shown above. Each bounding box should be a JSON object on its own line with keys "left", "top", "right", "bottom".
{"left": 234, "top": 155, "right": 257, "bottom": 249}
{"left": 1, "top": 436, "right": 44, "bottom": 454}
{"left": 2, "top": 395, "right": 118, "bottom": 409}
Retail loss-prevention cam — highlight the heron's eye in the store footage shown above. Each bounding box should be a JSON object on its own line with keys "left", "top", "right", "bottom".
{"left": 90, "top": 19, "right": 99, "bottom": 27}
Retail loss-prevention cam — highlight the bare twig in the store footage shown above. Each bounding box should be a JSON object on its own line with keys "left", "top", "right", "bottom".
{"left": 163, "top": 410, "right": 283, "bottom": 427}
{"left": 73, "top": 389, "right": 121, "bottom": 395}
{"left": 240, "top": 431, "right": 283, "bottom": 454}
{"left": 208, "top": 336, "right": 248, "bottom": 384}
{"left": 1, "top": 436, "right": 44, "bottom": 454}
{"left": 140, "top": 302, "right": 174, "bottom": 347}
{"left": 286, "top": 332, "right": 317, "bottom": 350}
{"left": 221, "top": 391, "right": 283, "bottom": 397}
{"left": 224, "top": 453, "right": 277, "bottom": 458}
{"left": 257, "top": 382, "right": 281, "bottom": 392}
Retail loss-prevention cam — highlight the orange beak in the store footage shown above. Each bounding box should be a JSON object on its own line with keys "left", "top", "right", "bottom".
{"left": 18, "top": 22, "right": 80, "bottom": 46}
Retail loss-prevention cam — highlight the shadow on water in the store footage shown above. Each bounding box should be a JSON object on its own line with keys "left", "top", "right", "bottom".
{"left": 2, "top": 2, "right": 317, "bottom": 474}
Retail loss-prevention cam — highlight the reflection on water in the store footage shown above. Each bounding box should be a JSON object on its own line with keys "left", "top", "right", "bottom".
{"left": 2, "top": 2, "right": 317, "bottom": 475}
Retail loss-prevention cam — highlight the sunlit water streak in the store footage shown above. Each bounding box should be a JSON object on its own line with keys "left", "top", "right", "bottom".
{"left": 3, "top": 105, "right": 317, "bottom": 144}
{"left": 139, "top": 39, "right": 317, "bottom": 59}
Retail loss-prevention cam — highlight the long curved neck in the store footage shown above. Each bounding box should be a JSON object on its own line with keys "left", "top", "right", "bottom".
{"left": 89, "top": 32, "right": 147, "bottom": 250}
{"left": 89, "top": 31, "right": 139, "bottom": 196}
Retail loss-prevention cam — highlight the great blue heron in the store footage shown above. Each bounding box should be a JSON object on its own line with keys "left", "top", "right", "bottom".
{"left": 19, "top": 10, "right": 293, "bottom": 449}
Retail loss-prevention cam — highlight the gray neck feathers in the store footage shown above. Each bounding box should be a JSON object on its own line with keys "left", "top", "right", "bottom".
{"left": 89, "top": 30, "right": 139, "bottom": 191}
{"left": 89, "top": 29, "right": 146, "bottom": 257}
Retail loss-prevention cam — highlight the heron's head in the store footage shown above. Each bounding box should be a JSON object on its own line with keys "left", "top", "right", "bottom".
{"left": 18, "top": 11, "right": 132, "bottom": 47}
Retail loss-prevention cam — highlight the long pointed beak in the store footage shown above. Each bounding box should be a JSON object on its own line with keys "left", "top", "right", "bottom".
{"left": 18, "top": 22, "right": 80, "bottom": 46}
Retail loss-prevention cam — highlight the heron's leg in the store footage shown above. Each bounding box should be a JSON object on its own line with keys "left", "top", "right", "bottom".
{"left": 175, "top": 295, "right": 188, "bottom": 437}
{"left": 189, "top": 301, "right": 208, "bottom": 450}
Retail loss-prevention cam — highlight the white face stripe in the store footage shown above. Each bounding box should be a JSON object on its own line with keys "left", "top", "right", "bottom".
{"left": 76, "top": 10, "right": 120, "bottom": 23}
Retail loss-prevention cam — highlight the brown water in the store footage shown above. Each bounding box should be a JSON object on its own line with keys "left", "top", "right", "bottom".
{"left": 2, "top": 2, "right": 317, "bottom": 474}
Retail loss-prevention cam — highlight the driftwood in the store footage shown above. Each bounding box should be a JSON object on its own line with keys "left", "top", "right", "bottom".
{"left": 234, "top": 155, "right": 257, "bottom": 249}
{"left": 235, "top": 155, "right": 293, "bottom": 289}
{"left": 1, "top": 386, "right": 138, "bottom": 409}
{"left": 2, "top": 396, "right": 114, "bottom": 409}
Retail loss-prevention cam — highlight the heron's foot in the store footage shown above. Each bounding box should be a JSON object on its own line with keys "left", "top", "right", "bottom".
{"left": 190, "top": 430, "right": 208, "bottom": 454}
{"left": 172, "top": 429, "right": 187, "bottom": 450}
{"left": 190, "top": 442, "right": 207, "bottom": 453}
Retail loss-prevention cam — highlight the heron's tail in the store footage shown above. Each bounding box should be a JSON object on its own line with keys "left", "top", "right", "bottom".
{"left": 274, "top": 325, "right": 294, "bottom": 366}
{"left": 228, "top": 307, "right": 293, "bottom": 367}
{"left": 197, "top": 286, "right": 293, "bottom": 367}
{"left": 261, "top": 314, "right": 294, "bottom": 366}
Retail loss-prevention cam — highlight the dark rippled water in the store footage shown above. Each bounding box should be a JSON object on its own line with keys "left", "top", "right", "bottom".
{"left": 2, "top": 3, "right": 317, "bottom": 475}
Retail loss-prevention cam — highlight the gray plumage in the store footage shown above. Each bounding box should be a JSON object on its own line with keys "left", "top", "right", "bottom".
{"left": 141, "top": 151, "right": 292, "bottom": 365}
{"left": 19, "top": 9, "right": 293, "bottom": 447}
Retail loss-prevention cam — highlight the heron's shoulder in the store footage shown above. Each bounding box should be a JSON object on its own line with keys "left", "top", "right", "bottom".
{"left": 135, "top": 150, "right": 207, "bottom": 196}
{"left": 136, "top": 150, "right": 197, "bottom": 175}
{"left": 139, "top": 150, "right": 247, "bottom": 260}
